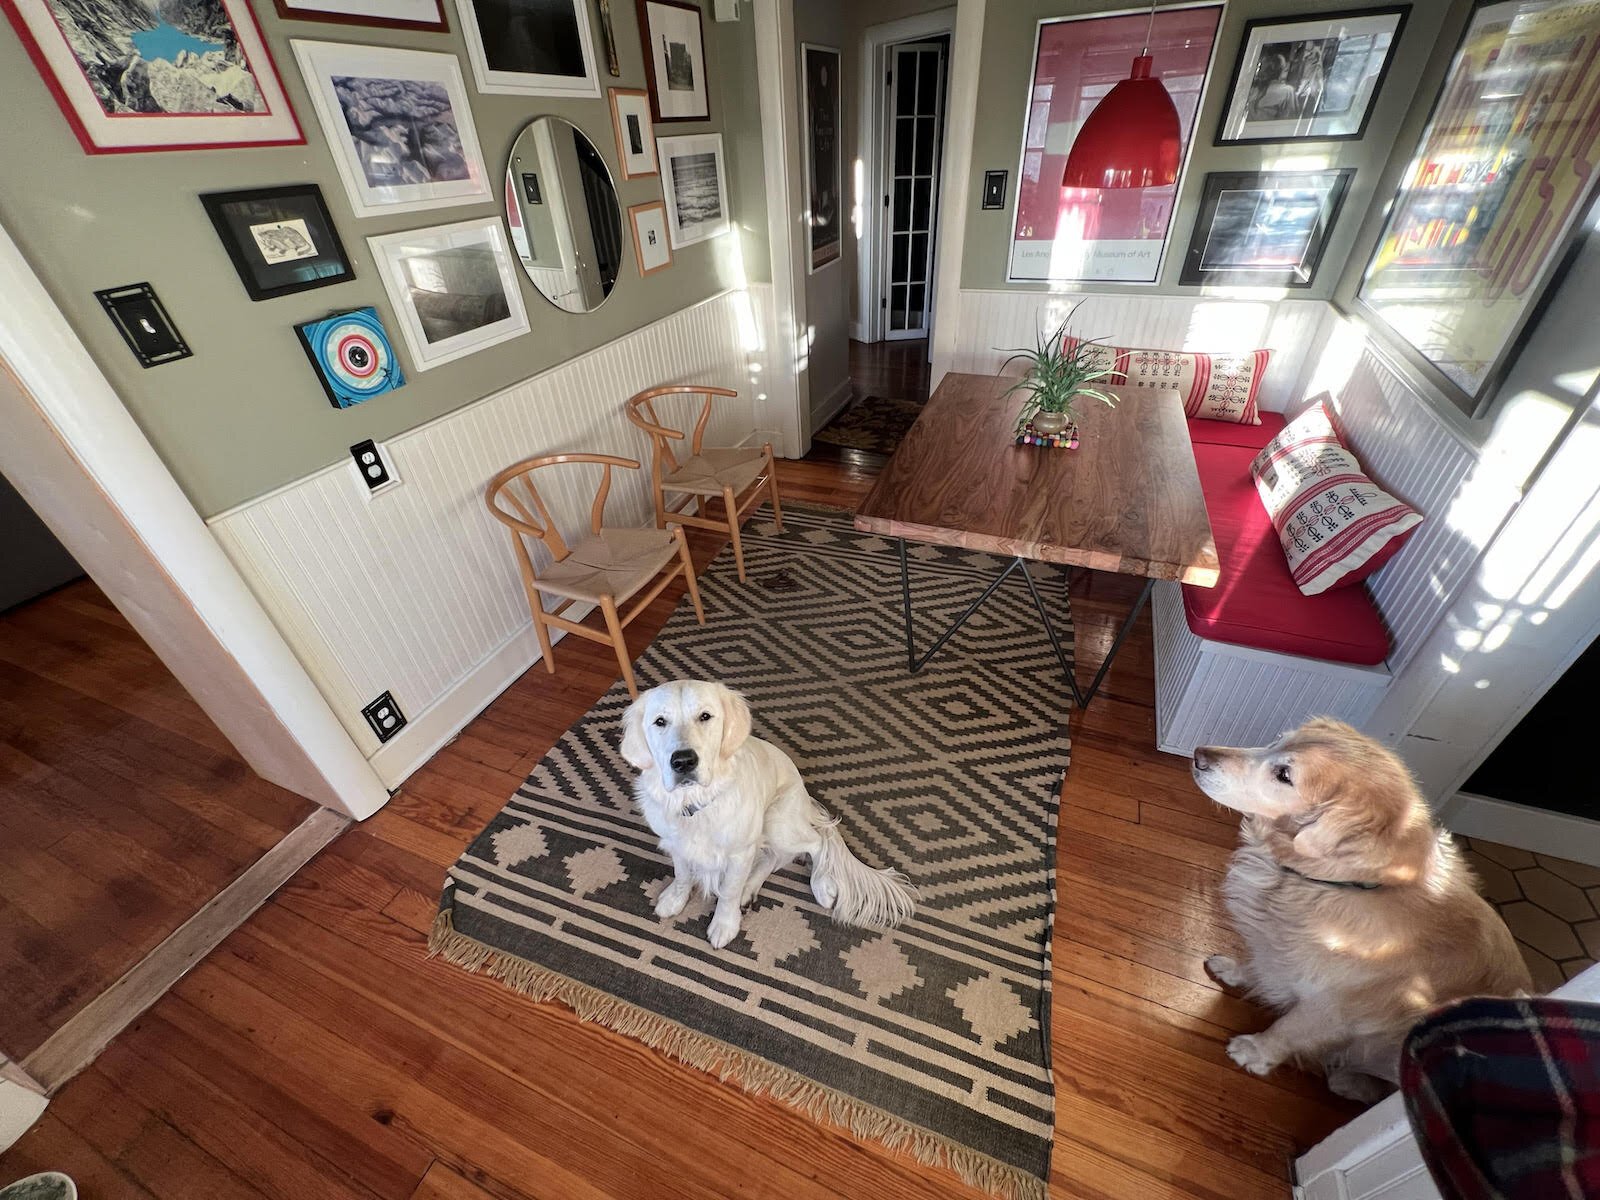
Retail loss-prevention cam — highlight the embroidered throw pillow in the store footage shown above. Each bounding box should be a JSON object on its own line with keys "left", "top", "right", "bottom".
{"left": 1065, "top": 338, "right": 1268, "bottom": 425}
{"left": 1250, "top": 394, "right": 1343, "bottom": 478}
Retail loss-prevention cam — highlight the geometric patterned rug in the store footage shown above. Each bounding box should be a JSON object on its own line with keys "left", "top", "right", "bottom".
{"left": 431, "top": 505, "right": 1072, "bottom": 1199}
{"left": 813, "top": 394, "right": 926, "bottom": 454}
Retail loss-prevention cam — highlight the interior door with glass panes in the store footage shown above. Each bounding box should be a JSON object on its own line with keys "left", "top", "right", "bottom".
{"left": 881, "top": 40, "right": 946, "bottom": 342}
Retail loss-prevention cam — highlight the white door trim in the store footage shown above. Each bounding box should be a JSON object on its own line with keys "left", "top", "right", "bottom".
{"left": 928, "top": 0, "right": 983, "bottom": 386}
{"left": 0, "top": 223, "right": 388, "bottom": 820}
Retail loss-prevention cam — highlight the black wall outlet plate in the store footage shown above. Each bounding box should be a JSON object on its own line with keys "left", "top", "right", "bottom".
{"left": 362, "top": 691, "right": 406, "bottom": 743}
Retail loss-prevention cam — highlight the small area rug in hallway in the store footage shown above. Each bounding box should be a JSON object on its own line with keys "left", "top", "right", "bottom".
{"left": 812, "top": 394, "right": 925, "bottom": 454}
{"left": 431, "top": 506, "right": 1072, "bottom": 1198}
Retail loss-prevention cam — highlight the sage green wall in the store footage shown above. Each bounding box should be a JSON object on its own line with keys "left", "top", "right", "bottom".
{"left": 959, "top": 0, "right": 1458, "bottom": 298}
{"left": 0, "top": 0, "right": 766, "bottom": 516}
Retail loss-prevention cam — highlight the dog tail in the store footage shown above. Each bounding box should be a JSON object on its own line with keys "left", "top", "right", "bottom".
{"left": 813, "top": 822, "right": 917, "bottom": 929}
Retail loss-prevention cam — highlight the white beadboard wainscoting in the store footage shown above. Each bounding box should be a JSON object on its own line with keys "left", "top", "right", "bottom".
{"left": 211, "top": 286, "right": 771, "bottom": 787}
{"left": 945, "top": 288, "right": 1328, "bottom": 413}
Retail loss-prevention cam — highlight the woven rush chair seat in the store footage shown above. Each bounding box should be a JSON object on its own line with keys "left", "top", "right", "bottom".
{"left": 536, "top": 527, "right": 679, "bottom": 604}
{"left": 660, "top": 447, "right": 767, "bottom": 498}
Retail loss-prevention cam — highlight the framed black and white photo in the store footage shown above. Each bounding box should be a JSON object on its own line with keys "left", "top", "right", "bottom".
{"left": 657, "top": 133, "right": 729, "bottom": 248}
{"left": 272, "top": 0, "right": 448, "bottom": 33}
{"left": 637, "top": 0, "right": 709, "bottom": 122}
{"left": 1216, "top": 7, "right": 1406, "bottom": 144}
{"left": 454, "top": 0, "right": 600, "bottom": 97}
{"left": 609, "top": 88, "right": 657, "bottom": 178}
{"left": 801, "top": 43, "right": 841, "bottom": 272}
{"left": 201, "top": 185, "right": 353, "bottom": 301}
{"left": 367, "top": 217, "right": 530, "bottom": 370}
{"left": 292, "top": 41, "right": 491, "bottom": 218}
{"left": 1180, "top": 169, "right": 1354, "bottom": 288}
{"left": 629, "top": 201, "right": 673, "bottom": 275}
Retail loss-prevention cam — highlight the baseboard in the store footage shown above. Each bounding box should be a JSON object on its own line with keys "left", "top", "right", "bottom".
{"left": 1442, "top": 792, "right": 1600, "bottom": 867}
{"left": 810, "top": 377, "right": 852, "bottom": 429}
{"left": 849, "top": 320, "right": 869, "bottom": 342}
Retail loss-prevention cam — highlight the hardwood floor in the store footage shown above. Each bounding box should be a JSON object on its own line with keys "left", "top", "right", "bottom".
{"left": 0, "top": 457, "right": 1363, "bottom": 1199}
{"left": 0, "top": 580, "right": 314, "bottom": 1062}
{"left": 807, "top": 339, "right": 934, "bottom": 470}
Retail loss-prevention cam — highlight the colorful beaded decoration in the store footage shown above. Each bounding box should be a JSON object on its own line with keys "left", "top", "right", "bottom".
{"left": 1016, "top": 421, "right": 1079, "bottom": 449}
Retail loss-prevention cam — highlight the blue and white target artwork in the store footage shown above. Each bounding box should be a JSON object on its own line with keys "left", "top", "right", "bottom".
{"left": 295, "top": 307, "right": 406, "bottom": 409}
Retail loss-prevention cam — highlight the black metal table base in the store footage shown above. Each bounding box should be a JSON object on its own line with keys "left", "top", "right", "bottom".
{"left": 895, "top": 538, "right": 1156, "bottom": 710}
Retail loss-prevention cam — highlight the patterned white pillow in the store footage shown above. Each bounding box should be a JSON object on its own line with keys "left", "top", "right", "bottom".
{"left": 1066, "top": 338, "right": 1269, "bottom": 424}
{"left": 1250, "top": 395, "right": 1342, "bottom": 477}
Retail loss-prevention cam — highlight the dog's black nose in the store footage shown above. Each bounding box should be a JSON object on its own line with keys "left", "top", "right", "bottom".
{"left": 670, "top": 748, "right": 698, "bottom": 774}
{"left": 1193, "top": 747, "right": 1215, "bottom": 771}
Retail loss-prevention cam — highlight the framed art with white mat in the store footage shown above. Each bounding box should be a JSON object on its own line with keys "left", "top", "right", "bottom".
{"left": 272, "top": 0, "right": 448, "bottom": 32}
{"left": 637, "top": 0, "right": 709, "bottom": 122}
{"left": 629, "top": 202, "right": 673, "bottom": 275}
{"left": 610, "top": 88, "right": 658, "bottom": 178}
{"left": 454, "top": 0, "right": 600, "bottom": 97}
{"left": 657, "top": 133, "right": 728, "bottom": 249}
{"left": 291, "top": 41, "right": 491, "bottom": 218}
{"left": 367, "top": 217, "right": 530, "bottom": 370}
{"left": 1, "top": 0, "right": 303, "bottom": 153}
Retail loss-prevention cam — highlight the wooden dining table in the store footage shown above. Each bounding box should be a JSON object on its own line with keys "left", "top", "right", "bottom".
{"left": 854, "top": 373, "right": 1219, "bottom": 708}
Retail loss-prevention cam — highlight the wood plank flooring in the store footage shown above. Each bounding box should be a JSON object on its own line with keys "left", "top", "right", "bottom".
{"left": 1, "top": 456, "right": 1363, "bottom": 1199}
{"left": 0, "top": 580, "right": 314, "bottom": 1061}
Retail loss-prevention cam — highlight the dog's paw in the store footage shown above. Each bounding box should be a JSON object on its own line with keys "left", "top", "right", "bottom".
{"left": 810, "top": 874, "right": 837, "bottom": 910}
{"left": 654, "top": 881, "right": 690, "bottom": 920}
{"left": 706, "top": 910, "right": 742, "bottom": 950}
{"left": 1204, "top": 954, "right": 1248, "bottom": 989}
{"left": 1227, "top": 1034, "right": 1278, "bottom": 1076}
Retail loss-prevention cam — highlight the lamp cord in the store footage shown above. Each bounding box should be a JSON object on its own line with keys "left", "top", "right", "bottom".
{"left": 1143, "top": 0, "right": 1156, "bottom": 55}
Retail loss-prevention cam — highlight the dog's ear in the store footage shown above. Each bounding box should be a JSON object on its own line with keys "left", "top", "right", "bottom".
{"left": 619, "top": 696, "right": 652, "bottom": 770}
{"left": 717, "top": 686, "right": 752, "bottom": 760}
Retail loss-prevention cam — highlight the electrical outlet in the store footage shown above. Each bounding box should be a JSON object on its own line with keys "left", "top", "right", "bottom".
{"left": 362, "top": 691, "right": 406, "bottom": 743}
{"left": 350, "top": 439, "right": 398, "bottom": 493}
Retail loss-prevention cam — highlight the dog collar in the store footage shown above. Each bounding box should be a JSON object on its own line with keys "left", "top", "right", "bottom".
{"left": 1280, "top": 863, "right": 1382, "bottom": 890}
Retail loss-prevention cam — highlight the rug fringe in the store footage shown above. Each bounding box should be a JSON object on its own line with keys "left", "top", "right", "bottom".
{"left": 428, "top": 907, "right": 1045, "bottom": 1200}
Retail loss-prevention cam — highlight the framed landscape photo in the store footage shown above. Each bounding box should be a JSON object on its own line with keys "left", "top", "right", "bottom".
{"left": 1, "top": 0, "right": 303, "bottom": 153}
{"left": 629, "top": 201, "right": 673, "bottom": 275}
{"left": 610, "top": 88, "right": 657, "bottom": 178}
{"left": 801, "top": 43, "right": 842, "bottom": 272}
{"left": 637, "top": 0, "right": 709, "bottom": 122}
{"left": 1180, "top": 169, "right": 1354, "bottom": 288}
{"left": 367, "top": 217, "right": 530, "bottom": 371}
{"left": 1216, "top": 7, "right": 1407, "bottom": 144}
{"left": 657, "top": 133, "right": 729, "bottom": 248}
{"left": 272, "top": 0, "right": 448, "bottom": 32}
{"left": 455, "top": 0, "right": 600, "bottom": 97}
{"left": 292, "top": 41, "right": 491, "bottom": 219}
{"left": 202, "top": 184, "right": 354, "bottom": 301}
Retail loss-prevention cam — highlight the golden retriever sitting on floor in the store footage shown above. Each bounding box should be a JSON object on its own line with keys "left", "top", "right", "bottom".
{"left": 1191, "top": 718, "right": 1531, "bottom": 1102}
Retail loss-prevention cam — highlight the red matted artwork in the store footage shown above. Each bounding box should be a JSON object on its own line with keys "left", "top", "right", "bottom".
{"left": 1010, "top": 5, "right": 1222, "bottom": 284}
{"left": 1, "top": 0, "right": 304, "bottom": 154}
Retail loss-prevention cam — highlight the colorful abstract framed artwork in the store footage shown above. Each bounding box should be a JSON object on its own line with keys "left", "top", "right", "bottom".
{"left": 454, "top": 0, "right": 600, "bottom": 98}
{"left": 272, "top": 0, "right": 448, "bottom": 32}
{"left": 295, "top": 306, "right": 406, "bottom": 408}
{"left": 1009, "top": 5, "right": 1223, "bottom": 284}
{"left": 637, "top": 0, "right": 709, "bottom": 122}
{"left": 1215, "top": 7, "right": 1408, "bottom": 145}
{"left": 291, "top": 40, "right": 491, "bottom": 219}
{"left": 1179, "top": 169, "right": 1354, "bottom": 288}
{"left": 1357, "top": 0, "right": 1600, "bottom": 413}
{"left": 201, "top": 184, "right": 354, "bottom": 301}
{"left": 1, "top": 0, "right": 303, "bottom": 153}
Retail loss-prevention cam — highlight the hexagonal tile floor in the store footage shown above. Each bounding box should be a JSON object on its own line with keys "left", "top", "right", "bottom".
{"left": 1461, "top": 836, "right": 1600, "bottom": 992}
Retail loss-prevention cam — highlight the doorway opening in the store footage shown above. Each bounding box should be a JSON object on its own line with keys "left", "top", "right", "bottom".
{"left": 879, "top": 35, "right": 948, "bottom": 343}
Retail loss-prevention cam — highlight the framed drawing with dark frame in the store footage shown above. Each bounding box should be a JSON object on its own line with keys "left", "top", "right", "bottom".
{"left": 201, "top": 184, "right": 354, "bottom": 301}
{"left": 454, "top": 0, "right": 600, "bottom": 97}
{"left": 629, "top": 201, "right": 673, "bottom": 275}
{"left": 1216, "top": 6, "right": 1407, "bottom": 145}
{"left": 610, "top": 87, "right": 658, "bottom": 178}
{"left": 1, "top": 0, "right": 303, "bottom": 153}
{"left": 801, "top": 43, "right": 842, "bottom": 272}
{"left": 637, "top": 0, "right": 709, "bottom": 122}
{"left": 272, "top": 0, "right": 448, "bottom": 33}
{"left": 1180, "top": 169, "right": 1354, "bottom": 288}
{"left": 1358, "top": 0, "right": 1600, "bottom": 414}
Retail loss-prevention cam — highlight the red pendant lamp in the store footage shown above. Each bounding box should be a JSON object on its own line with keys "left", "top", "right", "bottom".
{"left": 1061, "top": 2, "right": 1181, "bottom": 189}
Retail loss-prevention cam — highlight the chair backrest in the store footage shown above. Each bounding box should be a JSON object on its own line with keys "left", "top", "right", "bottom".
{"left": 624, "top": 385, "right": 738, "bottom": 477}
{"left": 484, "top": 452, "right": 639, "bottom": 565}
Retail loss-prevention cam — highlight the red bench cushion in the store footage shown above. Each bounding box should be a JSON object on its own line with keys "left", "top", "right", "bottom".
{"left": 1187, "top": 412, "right": 1284, "bottom": 449}
{"left": 1182, "top": 441, "right": 1391, "bottom": 666}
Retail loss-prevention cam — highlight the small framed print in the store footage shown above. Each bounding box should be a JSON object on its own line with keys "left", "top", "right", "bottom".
{"left": 1216, "top": 7, "right": 1407, "bottom": 145}
{"left": 95, "top": 283, "right": 191, "bottom": 368}
{"left": 629, "top": 201, "right": 673, "bottom": 275}
{"left": 610, "top": 88, "right": 658, "bottom": 178}
{"left": 658, "top": 133, "right": 729, "bottom": 248}
{"left": 272, "top": 0, "right": 448, "bottom": 32}
{"left": 1180, "top": 169, "right": 1354, "bottom": 288}
{"left": 201, "top": 185, "right": 353, "bottom": 301}
{"left": 455, "top": 0, "right": 601, "bottom": 98}
{"left": 295, "top": 306, "right": 406, "bottom": 408}
{"left": 638, "top": 0, "right": 709, "bottom": 122}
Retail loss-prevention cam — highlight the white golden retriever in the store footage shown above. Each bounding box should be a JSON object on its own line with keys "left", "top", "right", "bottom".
{"left": 621, "top": 680, "right": 917, "bottom": 949}
{"left": 1192, "top": 718, "right": 1531, "bottom": 1102}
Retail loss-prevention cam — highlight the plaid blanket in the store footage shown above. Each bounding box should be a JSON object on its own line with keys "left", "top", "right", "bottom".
{"left": 1402, "top": 997, "right": 1600, "bottom": 1200}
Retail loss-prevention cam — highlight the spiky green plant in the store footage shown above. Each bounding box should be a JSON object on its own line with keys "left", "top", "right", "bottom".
{"left": 996, "top": 303, "right": 1119, "bottom": 434}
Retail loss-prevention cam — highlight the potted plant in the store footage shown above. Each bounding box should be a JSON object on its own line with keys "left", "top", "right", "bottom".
{"left": 997, "top": 305, "right": 1119, "bottom": 440}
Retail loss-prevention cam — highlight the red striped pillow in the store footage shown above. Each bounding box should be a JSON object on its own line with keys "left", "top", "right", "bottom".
{"left": 1065, "top": 338, "right": 1268, "bottom": 424}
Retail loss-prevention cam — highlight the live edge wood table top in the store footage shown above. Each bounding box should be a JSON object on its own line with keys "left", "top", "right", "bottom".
{"left": 855, "top": 373, "right": 1220, "bottom": 587}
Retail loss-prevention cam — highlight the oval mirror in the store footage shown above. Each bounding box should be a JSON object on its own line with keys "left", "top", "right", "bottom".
{"left": 504, "top": 117, "right": 624, "bottom": 314}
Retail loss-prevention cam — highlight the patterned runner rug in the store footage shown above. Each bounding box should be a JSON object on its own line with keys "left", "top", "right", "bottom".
{"left": 812, "top": 394, "right": 926, "bottom": 454}
{"left": 431, "top": 506, "right": 1072, "bottom": 1199}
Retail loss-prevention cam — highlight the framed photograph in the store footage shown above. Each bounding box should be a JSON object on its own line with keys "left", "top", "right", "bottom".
{"left": 455, "top": 0, "right": 600, "bottom": 97}
{"left": 367, "top": 217, "right": 530, "bottom": 371}
{"left": 1010, "top": 5, "right": 1223, "bottom": 283}
{"left": 272, "top": 0, "right": 448, "bottom": 33}
{"left": 628, "top": 201, "right": 673, "bottom": 275}
{"left": 657, "top": 133, "right": 729, "bottom": 248}
{"left": 1358, "top": 0, "right": 1600, "bottom": 412}
{"left": 1, "top": 0, "right": 303, "bottom": 154}
{"left": 294, "top": 306, "right": 407, "bottom": 408}
{"left": 1216, "top": 7, "right": 1407, "bottom": 144}
{"left": 801, "top": 43, "right": 842, "bottom": 272}
{"left": 201, "top": 185, "right": 354, "bottom": 301}
{"left": 291, "top": 40, "right": 491, "bottom": 219}
{"left": 610, "top": 88, "right": 658, "bottom": 178}
{"left": 1180, "top": 169, "right": 1354, "bottom": 288}
{"left": 637, "top": 0, "right": 709, "bottom": 122}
